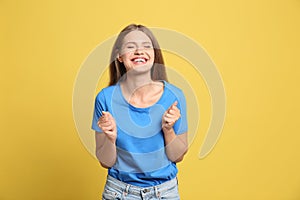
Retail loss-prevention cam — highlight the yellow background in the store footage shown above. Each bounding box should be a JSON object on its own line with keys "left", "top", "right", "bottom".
{"left": 1, "top": 0, "right": 300, "bottom": 199}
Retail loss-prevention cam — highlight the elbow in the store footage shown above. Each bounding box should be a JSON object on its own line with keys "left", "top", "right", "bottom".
{"left": 100, "top": 161, "right": 113, "bottom": 169}
{"left": 174, "top": 149, "right": 188, "bottom": 163}
{"left": 168, "top": 148, "right": 188, "bottom": 163}
{"left": 96, "top": 151, "right": 116, "bottom": 168}
{"left": 174, "top": 157, "right": 184, "bottom": 163}
{"left": 100, "top": 162, "right": 109, "bottom": 168}
{"left": 168, "top": 154, "right": 184, "bottom": 163}
{"left": 98, "top": 158, "right": 116, "bottom": 168}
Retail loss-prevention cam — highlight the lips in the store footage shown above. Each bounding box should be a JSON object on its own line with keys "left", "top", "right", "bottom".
{"left": 131, "top": 57, "right": 148, "bottom": 64}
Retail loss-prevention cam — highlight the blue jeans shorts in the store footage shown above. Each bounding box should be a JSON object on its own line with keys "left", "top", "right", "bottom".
{"left": 102, "top": 175, "right": 180, "bottom": 200}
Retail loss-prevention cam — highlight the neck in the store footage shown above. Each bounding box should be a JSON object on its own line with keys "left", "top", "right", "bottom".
{"left": 121, "top": 70, "right": 153, "bottom": 96}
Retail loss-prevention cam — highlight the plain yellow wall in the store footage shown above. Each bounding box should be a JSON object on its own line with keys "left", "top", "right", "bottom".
{"left": 1, "top": 0, "right": 300, "bottom": 199}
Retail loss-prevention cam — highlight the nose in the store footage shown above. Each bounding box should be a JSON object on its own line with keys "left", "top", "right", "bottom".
{"left": 134, "top": 46, "right": 144, "bottom": 55}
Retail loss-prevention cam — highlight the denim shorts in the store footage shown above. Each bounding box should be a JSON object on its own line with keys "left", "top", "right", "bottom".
{"left": 102, "top": 175, "right": 180, "bottom": 200}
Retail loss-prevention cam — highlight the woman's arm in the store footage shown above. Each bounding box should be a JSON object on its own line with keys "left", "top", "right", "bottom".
{"left": 162, "top": 101, "right": 188, "bottom": 162}
{"left": 162, "top": 129, "right": 188, "bottom": 162}
{"left": 95, "top": 132, "right": 117, "bottom": 168}
{"left": 95, "top": 111, "right": 117, "bottom": 168}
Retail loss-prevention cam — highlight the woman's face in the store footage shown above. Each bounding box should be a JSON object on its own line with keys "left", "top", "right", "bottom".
{"left": 118, "top": 30, "right": 155, "bottom": 72}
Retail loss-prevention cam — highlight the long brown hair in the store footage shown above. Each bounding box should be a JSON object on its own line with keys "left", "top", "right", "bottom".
{"left": 108, "top": 24, "right": 168, "bottom": 86}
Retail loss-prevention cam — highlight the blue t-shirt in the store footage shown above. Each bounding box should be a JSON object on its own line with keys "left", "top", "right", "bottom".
{"left": 91, "top": 81, "right": 188, "bottom": 187}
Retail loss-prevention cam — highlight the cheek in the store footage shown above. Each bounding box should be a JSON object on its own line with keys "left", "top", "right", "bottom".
{"left": 150, "top": 54, "right": 155, "bottom": 62}
{"left": 148, "top": 50, "right": 155, "bottom": 60}
{"left": 120, "top": 52, "right": 133, "bottom": 61}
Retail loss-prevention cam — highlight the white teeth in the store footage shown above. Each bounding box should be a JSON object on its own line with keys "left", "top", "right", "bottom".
{"left": 133, "top": 58, "right": 146, "bottom": 62}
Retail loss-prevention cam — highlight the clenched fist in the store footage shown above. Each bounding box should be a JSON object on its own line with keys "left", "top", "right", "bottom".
{"left": 162, "top": 101, "right": 181, "bottom": 131}
{"left": 97, "top": 111, "right": 117, "bottom": 143}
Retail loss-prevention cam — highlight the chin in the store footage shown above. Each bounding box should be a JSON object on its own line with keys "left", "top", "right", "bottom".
{"left": 129, "top": 64, "right": 153, "bottom": 75}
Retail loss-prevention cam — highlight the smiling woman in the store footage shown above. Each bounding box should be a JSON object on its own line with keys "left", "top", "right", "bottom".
{"left": 91, "top": 24, "right": 188, "bottom": 199}
{"left": 117, "top": 30, "right": 155, "bottom": 77}
{"left": 108, "top": 24, "right": 167, "bottom": 86}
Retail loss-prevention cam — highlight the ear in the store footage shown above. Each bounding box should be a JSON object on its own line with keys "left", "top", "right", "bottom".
{"left": 117, "top": 54, "right": 123, "bottom": 63}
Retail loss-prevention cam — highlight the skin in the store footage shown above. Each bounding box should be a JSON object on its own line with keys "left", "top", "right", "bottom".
{"left": 95, "top": 30, "right": 188, "bottom": 168}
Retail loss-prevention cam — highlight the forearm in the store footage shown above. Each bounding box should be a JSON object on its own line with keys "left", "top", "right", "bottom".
{"left": 96, "top": 136, "right": 117, "bottom": 168}
{"left": 163, "top": 128, "right": 188, "bottom": 163}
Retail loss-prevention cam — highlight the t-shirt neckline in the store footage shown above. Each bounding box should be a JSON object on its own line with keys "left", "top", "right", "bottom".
{"left": 117, "top": 80, "right": 167, "bottom": 110}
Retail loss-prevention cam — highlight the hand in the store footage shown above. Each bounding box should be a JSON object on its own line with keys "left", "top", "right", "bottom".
{"left": 162, "top": 101, "right": 181, "bottom": 131}
{"left": 97, "top": 111, "right": 117, "bottom": 143}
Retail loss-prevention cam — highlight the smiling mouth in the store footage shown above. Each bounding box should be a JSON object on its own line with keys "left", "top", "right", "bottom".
{"left": 131, "top": 57, "right": 148, "bottom": 64}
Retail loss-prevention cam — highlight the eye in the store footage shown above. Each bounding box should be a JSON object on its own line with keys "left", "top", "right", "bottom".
{"left": 144, "top": 45, "right": 153, "bottom": 49}
{"left": 127, "top": 45, "right": 135, "bottom": 49}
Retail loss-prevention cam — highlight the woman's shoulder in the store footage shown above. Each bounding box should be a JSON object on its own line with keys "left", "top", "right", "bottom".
{"left": 95, "top": 84, "right": 118, "bottom": 99}
{"left": 101, "top": 84, "right": 118, "bottom": 93}
{"left": 164, "top": 81, "right": 184, "bottom": 96}
{"left": 163, "top": 81, "right": 187, "bottom": 107}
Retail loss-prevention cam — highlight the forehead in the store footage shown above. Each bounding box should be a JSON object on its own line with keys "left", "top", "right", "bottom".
{"left": 122, "top": 30, "right": 152, "bottom": 44}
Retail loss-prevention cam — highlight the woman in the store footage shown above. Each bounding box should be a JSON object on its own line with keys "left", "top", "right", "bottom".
{"left": 92, "top": 24, "right": 188, "bottom": 200}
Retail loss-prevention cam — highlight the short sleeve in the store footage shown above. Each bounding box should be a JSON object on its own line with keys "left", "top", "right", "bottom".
{"left": 91, "top": 90, "right": 106, "bottom": 132}
{"left": 173, "top": 90, "right": 188, "bottom": 135}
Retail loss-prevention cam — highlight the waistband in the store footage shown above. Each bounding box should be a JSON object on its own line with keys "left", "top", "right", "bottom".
{"left": 105, "top": 175, "right": 178, "bottom": 196}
